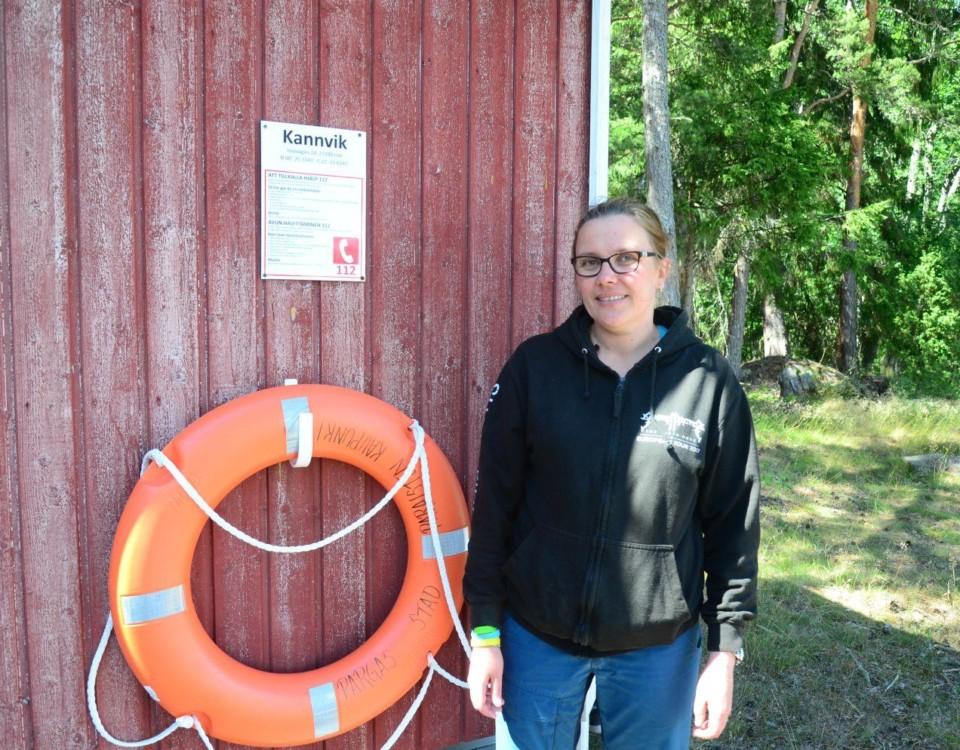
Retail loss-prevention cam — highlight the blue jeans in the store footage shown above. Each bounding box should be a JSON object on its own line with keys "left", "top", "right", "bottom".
{"left": 499, "top": 613, "right": 701, "bottom": 750}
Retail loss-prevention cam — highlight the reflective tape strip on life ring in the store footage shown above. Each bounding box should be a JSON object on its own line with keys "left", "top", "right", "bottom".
{"left": 108, "top": 385, "right": 470, "bottom": 747}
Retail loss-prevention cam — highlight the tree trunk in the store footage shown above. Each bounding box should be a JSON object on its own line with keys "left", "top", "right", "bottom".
{"left": 774, "top": 0, "right": 788, "bottom": 43}
{"left": 907, "top": 123, "right": 936, "bottom": 201}
{"left": 680, "top": 228, "right": 697, "bottom": 331}
{"left": 937, "top": 162, "right": 960, "bottom": 213}
{"left": 839, "top": 267, "right": 859, "bottom": 373}
{"left": 782, "top": 0, "right": 820, "bottom": 90}
{"left": 907, "top": 134, "right": 921, "bottom": 198}
{"left": 727, "top": 252, "right": 750, "bottom": 378}
{"left": 643, "top": 0, "right": 681, "bottom": 306}
{"left": 763, "top": 294, "right": 788, "bottom": 357}
{"left": 838, "top": 0, "right": 877, "bottom": 375}
{"left": 764, "top": 7, "right": 794, "bottom": 358}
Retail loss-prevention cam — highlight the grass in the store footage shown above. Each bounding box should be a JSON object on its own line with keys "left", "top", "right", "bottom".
{"left": 594, "top": 388, "right": 960, "bottom": 749}
{"left": 700, "top": 388, "right": 960, "bottom": 750}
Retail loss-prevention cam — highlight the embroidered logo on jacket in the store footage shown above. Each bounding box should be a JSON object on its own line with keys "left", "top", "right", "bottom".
{"left": 636, "top": 411, "right": 705, "bottom": 454}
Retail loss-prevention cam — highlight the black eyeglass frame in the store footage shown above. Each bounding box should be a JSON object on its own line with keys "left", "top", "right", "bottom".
{"left": 569, "top": 250, "right": 662, "bottom": 277}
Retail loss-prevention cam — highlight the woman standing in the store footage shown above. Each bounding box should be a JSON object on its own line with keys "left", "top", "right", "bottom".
{"left": 464, "top": 199, "right": 760, "bottom": 749}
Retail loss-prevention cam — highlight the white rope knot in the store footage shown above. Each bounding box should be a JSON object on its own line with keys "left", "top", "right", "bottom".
{"left": 91, "top": 415, "right": 471, "bottom": 750}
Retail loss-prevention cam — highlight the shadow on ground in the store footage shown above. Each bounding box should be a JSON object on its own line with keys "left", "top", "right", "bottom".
{"left": 699, "top": 582, "right": 958, "bottom": 750}
{"left": 587, "top": 583, "right": 958, "bottom": 749}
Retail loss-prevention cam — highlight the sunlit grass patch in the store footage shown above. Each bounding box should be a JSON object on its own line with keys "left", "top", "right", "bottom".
{"left": 693, "top": 388, "right": 960, "bottom": 750}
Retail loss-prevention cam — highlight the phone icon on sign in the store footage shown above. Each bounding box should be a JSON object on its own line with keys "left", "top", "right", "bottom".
{"left": 333, "top": 236, "right": 359, "bottom": 265}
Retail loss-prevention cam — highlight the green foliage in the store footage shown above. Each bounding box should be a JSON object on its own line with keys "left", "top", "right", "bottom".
{"left": 608, "top": 116, "right": 645, "bottom": 196}
{"left": 610, "top": 0, "right": 960, "bottom": 396}
{"left": 871, "top": 56, "right": 923, "bottom": 125}
{"left": 842, "top": 200, "right": 893, "bottom": 261}
{"left": 890, "top": 237, "right": 960, "bottom": 395}
{"left": 823, "top": 9, "right": 874, "bottom": 92}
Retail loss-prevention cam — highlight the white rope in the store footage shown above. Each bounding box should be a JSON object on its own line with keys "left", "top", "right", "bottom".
{"left": 95, "top": 416, "right": 473, "bottom": 750}
{"left": 427, "top": 654, "right": 469, "bottom": 690}
{"left": 86, "top": 614, "right": 214, "bottom": 750}
{"left": 413, "top": 422, "right": 472, "bottom": 658}
{"left": 380, "top": 662, "right": 436, "bottom": 750}
{"left": 373, "top": 425, "right": 472, "bottom": 750}
{"left": 190, "top": 716, "right": 216, "bottom": 750}
{"left": 378, "top": 656, "right": 470, "bottom": 750}
{"left": 139, "top": 419, "right": 426, "bottom": 555}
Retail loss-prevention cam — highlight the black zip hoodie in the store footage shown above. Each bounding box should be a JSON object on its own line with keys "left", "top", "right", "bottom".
{"left": 464, "top": 305, "right": 760, "bottom": 654}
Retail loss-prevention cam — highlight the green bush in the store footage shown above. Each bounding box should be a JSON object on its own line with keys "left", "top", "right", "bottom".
{"left": 890, "top": 239, "right": 960, "bottom": 396}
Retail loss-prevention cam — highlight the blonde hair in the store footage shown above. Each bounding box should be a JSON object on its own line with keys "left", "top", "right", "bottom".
{"left": 572, "top": 198, "right": 668, "bottom": 258}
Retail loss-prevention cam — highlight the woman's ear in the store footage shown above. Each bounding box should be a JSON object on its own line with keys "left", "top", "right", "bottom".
{"left": 658, "top": 256, "right": 672, "bottom": 287}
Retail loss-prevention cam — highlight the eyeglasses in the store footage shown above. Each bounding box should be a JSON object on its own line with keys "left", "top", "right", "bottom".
{"left": 570, "top": 251, "right": 661, "bottom": 277}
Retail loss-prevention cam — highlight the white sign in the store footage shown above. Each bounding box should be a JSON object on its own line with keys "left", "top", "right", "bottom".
{"left": 260, "top": 120, "right": 367, "bottom": 281}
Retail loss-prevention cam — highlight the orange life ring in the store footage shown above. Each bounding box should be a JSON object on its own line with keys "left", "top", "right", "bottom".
{"left": 109, "top": 384, "right": 470, "bottom": 747}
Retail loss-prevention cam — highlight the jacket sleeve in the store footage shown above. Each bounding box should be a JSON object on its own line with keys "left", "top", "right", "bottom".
{"left": 463, "top": 354, "right": 527, "bottom": 630}
{"left": 697, "top": 383, "right": 760, "bottom": 653}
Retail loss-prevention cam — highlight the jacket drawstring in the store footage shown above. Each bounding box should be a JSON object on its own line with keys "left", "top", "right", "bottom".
{"left": 649, "top": 345, "right": 662, "bottom": 416}
{"left": 581, "top": 347, "right": 591, "bottom": 398}
{"left": 582, "top": 340, "right": 662, "bottom": 406}
{"left": 650, "top": 345, "right": 670, "bottom": 446}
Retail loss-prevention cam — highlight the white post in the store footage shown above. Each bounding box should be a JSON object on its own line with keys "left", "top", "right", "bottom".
{"left": 578, "top": 676, "right": 597, "bottom": 750}
{"left": 495, "top": 712, "right": 511, "bottom": 748}
{"left": 589, "top": 0, "right": 611, "bottom": 206}
{"left": 494, "top": 677, "right": 597, "bottom": 750}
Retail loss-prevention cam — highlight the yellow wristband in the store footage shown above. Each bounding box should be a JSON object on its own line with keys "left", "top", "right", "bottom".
{"left": 470, "top": 636, "right": 501, "bottom": 648}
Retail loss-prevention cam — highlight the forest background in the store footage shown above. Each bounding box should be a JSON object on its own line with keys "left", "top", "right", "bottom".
{"left": 608, "top": 0, "right": 959, "bottom": 395}
{"left": 601, "top": 3, "right": 959, "bottom": 746}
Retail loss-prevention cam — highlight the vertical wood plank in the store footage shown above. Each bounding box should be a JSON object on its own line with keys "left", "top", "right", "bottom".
{"left": 139, "top": 3, "right": 209, "bottom": 745}
{"left": 464, "top": 0, "right": 516, "bottom": 741}
{"left": 0, "top": 2, "right": 592, "bottom": 748}
{"left": 369, "top": 0, "right": 423, "bottom": 746}
{"left": 554, "top": 0, "right": 590, "bottom": 323}
{"left": 0, "top": 251, "right": 31, "bottom": 745}
{"left": 261, "top": 10, "right": 323, "bottom": 748}
{"left": 203, "top": 5, "right": 268, "bottom": 750}
{"left": 141, "top": 3, "right": 206, "bottom": 454}
{"left": 0, "top": 2, "right": 32, "bottom": 744}
{"left": 511, "top": 0, "right": 558, "bottom": 346}
{"left": 5, "top": 1, "right": 89, "bottom": 747}
{"left": 419, "top": 0, "right": 470, "bottom": 746}
{"left": 72, "top": 2, "right": 151, "bottom": 746}
{"left": 317, "top": 0, "right": 373, "bottom": 747}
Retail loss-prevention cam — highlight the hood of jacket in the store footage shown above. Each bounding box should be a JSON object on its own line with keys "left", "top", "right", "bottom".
{"left": 556, "top": 304, "right": 700, "bottom": 360}
{"left": 555, "top": 304, "right": 701, "bottom": 405}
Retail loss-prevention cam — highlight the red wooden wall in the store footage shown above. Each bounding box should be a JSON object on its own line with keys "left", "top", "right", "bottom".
{"left": 0, "top": 2, "right": 590, "bottom": 748}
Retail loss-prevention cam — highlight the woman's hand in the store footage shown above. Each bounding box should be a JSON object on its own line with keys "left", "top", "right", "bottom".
{"left": 691, "top": 650, "right": 736, "bottom": 739}
{"left": 467, "top": 646, "right": 505, "bottom": 718}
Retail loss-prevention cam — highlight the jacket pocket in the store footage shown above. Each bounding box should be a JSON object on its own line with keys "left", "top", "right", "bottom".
{"left": 502, "top": 525, "right": 588, "bottom": 640}
{"left": 592, "top": 542, "right": 694, "bottom": 647}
